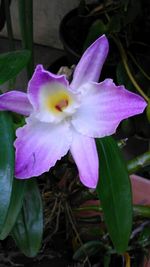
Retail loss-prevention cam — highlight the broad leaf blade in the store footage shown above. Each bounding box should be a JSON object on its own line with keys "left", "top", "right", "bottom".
{"left": 11, "top": 179, "right": 43, "bottom": 257}
{"left": 0, "top": 50, "right": 31, "bottom": 85}
{"left": 96, "top": 136, "right": 132, "bottom": 253}
{"left": 0, "top": 179, "right": 26, "bottom": 240}
{"left": 0, "top": 111, "right": 14, "bottom": 233}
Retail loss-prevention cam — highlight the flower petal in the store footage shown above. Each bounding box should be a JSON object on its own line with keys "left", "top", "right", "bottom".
{"left": 70, "top": 35, "right": 109, "bottom": 90}
{"left": 71, "top": 79, "right": 147, "bottom": 138}
{"left": 0, "top": 91, "right": 32, "bottom": 116}
{"left": 28, "top": 64, "right": 69, "bottom": 111}
{"left": 70, "top": 130, "right": 98, "bottom": 188}
{"left": 14, "top": 118, "right": 72, "bottom": 178}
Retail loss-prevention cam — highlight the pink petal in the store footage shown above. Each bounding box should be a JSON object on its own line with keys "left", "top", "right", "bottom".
{"left": 28, "top": 64, "right": 69, "bottom": 111}
{"left": 70, "top": 130, "right": 98, "bottom": 188}
{"left": 71, "top": 79, "right": 147, "bottom": 138}
{"left": 14, "top": 118, "right": 72, "bottom": 178}
{"left": 70, "top": 35, "right": 109, "bottom": 90}
{"left": 0, "top": 91, "right": 32, "bottom": 116}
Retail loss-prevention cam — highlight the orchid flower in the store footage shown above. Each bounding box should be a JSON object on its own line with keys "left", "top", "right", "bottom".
{"left": 0, "top": 35, "right": 147, "bottom": 188}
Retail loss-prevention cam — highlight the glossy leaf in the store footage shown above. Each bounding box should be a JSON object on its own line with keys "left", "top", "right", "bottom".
{"left": 0, "top": 111, "right": 14, "bottom": 233}
{"left": 0, "top": 50, "right": 31, "bottom": 85}
{"left": 83, "top": 19, "right": 107, "bottom": 51}
{"left": 0, "top": 179, "right": 26, "bottom": 240}
{"left": 73, "top": 240, "right": 102, "bottom": 261}
{"left": 96, "top": 136, "right": 132, "bottom": 253}
{"left": 11, "top": 179, "right": 43, "bottom": 257}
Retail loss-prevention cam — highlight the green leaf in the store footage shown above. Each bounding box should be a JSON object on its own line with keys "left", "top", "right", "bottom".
{"left": 146, "top": 101, "right": 150, "bottom": 123}
{"left": 0, "top": 50, "right": 31, "bottom": 85}
{"left": 83, "top": 19, "right": 108, "bottom": 51}
{"left": 104, "top": 254, "right": 111, "bottom": 267}
{"left": 122, "top": 0, "right": 141, "bottom": 26}
{"left": 116, "top": 62, "right": 134, "bottom": 91}
{"left": 0, "top": 179, "right": 26, "bottom": 240}
{"left": 108, "top": 14, "right": 122, "bottom": 33}
{"left": 11, "top": 179, "right": 43, "bottom": 257}
{"left": 0, "top": 111, "right": 14, "bottom": 233}
{"left": 96, "top": 136, "right": 132, "bottom": 253}
{"left": 137, "top": 225, "right": 150, "bottom": 247}
{"left": 73, "top": 241, "right": 102, "bottom": 261}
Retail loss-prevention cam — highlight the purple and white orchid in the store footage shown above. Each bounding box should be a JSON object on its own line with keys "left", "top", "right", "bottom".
{"left": 0, "top": 35, "right": 147, "bottom": 188}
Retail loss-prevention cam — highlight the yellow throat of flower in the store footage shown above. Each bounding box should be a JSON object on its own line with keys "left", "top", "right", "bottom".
{"left": 46, "top": 90, "right": 72, "bottom": 114}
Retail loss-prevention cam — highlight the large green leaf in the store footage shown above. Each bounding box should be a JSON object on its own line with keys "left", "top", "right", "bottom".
{"left": 0, "top": 111, "right": 14, "bottom": 233}
{"left": 96, "top": 136, "right": 132, "bottom": 253}
{"left": 0, "top": 179, "right": 26, "bottom": 240}
{"left": 0, "top": 50, "right": 31, "bottom": 85}
{"left": 11, "top": 179, "right": 43, "bottom": 257}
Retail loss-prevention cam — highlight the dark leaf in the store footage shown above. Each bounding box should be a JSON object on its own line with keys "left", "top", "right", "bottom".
{"left": 146, "top": 102, "right": 150, "bottom": 123}
{"left": 0, "top": 179, "right": 26, "bottom": 240}
{"left": 108, "top": 14, "right": 122, "bottom": 33}
{"left": 0, "top": 50, "right": 31, "bottom": 85}
{"left": 96, "top": 136, "right": 132, "bottom": 253}
{"left": 116, "top": 62, "right": 134, "bottom": 91}
{"left": 0, "top": 111, "right": 14, "bottom": 233}
{"left": 73, "top": 240, "right": 102, "bottom": 261}
{"left": 11, "top": 179, "right": 43, "bottom": 257}
{"left": 83, "top": 19, "right": 108, "bottom": 51}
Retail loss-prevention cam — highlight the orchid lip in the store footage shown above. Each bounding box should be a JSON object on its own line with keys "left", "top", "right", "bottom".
{"left": 45, "top": 88, "right": 72, "bottom": 115}
{"left": 55, "top": 99, "right": 69, "bottom": 112}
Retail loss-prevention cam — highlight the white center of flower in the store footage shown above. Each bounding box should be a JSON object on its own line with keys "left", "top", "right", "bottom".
{"left": 36, "top": 82, "right": 80, "bottom": 123}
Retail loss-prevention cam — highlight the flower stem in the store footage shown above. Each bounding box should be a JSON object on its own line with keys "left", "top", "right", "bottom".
{"left": 74, "top": 204, "right": 150, "bottom": 218}
{"left": 128, "top": 51, "right": 150, "bottom": 81}
{"left": 73, "top": 205, "right": 150, "bottom": 218}
{"left": 133, "top": 205, "right": 150, "bottom": 218}
{"left": 18, "top": 0, "right": 34, "bottom": 79}
{"left": 127, "top": 151, "right": 150, "bottom": 174}
{"left": 124, "top": 252, "right": 130, "bottom": 267}
{"left": 4, "top": 0, "right": 14, "bottom": 51}
{"left": 111, "top": 35, "right": 149, "bottom": 102}
{"left": 4, "top": 0, "right": 16, "bottom": 89}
